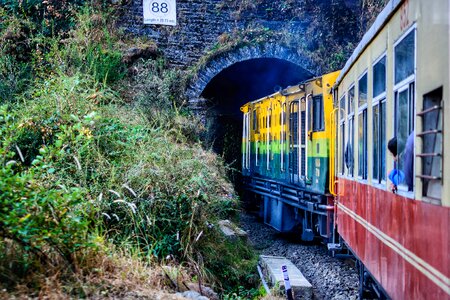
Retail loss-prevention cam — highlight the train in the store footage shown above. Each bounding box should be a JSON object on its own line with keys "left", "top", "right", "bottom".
{"left": 240, "top": 0, "right": 449, "bottom": 299}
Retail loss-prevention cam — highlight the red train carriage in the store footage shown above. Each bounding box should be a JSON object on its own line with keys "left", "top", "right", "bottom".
{"left": 332, "top": 0, "right": 450, "bottom": 298}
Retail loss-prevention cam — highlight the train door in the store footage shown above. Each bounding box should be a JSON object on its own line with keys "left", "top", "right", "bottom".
{"left": 280, "top": 102, "right": 287, "bottom": 174}
{"left": 289, "top": 100, "right": 300, "bottom": 184}
{"left": 242, "top": 111, "right": 250, "bottom": 172}
{"left": 252, "top": 107, "right": 262, "bottom": 173}
{"left": 300, "top": 98, "right": 307, "bottom": 180}
{"left": 266, "top": 106, "right": 271, "bottom": 172}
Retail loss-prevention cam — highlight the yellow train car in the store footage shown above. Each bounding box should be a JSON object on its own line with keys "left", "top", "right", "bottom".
{"left": 241, "top": 71, "right": 339, "bottom": 240}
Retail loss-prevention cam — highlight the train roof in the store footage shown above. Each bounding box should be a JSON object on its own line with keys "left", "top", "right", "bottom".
{"left": 335, "top": 0, "right": 403, "bottom": 86}
{"left": 243, "top": 74, "right": 324, "bottom": 106}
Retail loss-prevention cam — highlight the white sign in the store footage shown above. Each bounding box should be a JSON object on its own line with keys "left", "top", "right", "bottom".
{"left": 143, "top": 0, "right": 177, "bottom": 26}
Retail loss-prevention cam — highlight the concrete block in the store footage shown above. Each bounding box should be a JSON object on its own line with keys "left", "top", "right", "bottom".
{"left": 259, "top": 255, "right": 312, "bottom": 300}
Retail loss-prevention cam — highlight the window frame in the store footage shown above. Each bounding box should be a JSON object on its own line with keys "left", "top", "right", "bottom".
{"left": 373, "top": 53, "right": 387, "bottom": 98}
{"left": 339, "top": 93, "right": 346, "bottom": 176}
{"left": 392, "top": 25, "right": 417, "bottom": 196}
{"left": 394, "top": 25, "right": 416, "bottom": 86}
{"left": 312, "top": 95, "right": 324, "bottom": 132}
{"left": 346, "top": 84, "right": 356, "bottom": 178}
{"left": 372, "top": 53, "right": 387, "bottom": 188}
{"left": 372, "top": 98, "right": 387, "bottom": 187}
{"left": 357, "top": 71, "right": 369, "bottom": 181}
{"left": 358, "top": 71, "right": 368, "bottom": 108}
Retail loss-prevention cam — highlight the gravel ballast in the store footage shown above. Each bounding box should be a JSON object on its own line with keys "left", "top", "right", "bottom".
{"left": 240, "top": 213, "right": 360, "bottom": 300}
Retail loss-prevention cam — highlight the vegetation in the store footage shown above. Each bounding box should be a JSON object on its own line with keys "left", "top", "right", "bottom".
{"left": 0, "top": 0, "right": 388, "bottom": 297}
{"left": 0, "top": 2, "right": 261, "bottom": 298}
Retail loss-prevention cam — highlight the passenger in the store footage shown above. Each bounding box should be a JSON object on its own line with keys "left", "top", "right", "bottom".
{"left": 388, "top": 137, "right": 401, "bottom": 193}
{"left": 387, "top": 132, "right": 414, "bottom": 193}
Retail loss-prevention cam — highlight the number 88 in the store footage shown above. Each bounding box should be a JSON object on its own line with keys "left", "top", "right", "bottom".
{"left": 151, "top": 2, "right": 169, "bottom": 13}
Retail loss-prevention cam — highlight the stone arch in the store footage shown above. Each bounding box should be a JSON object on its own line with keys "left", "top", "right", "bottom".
{"left": 186, "top": 43, "right": 319, "bottom": 109}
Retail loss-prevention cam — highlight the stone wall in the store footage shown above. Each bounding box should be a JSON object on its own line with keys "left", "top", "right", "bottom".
{"left": 118, "top": 0, "right": 364, "bottom": 70}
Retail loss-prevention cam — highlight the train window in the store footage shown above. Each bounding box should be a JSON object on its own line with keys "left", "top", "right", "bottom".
{"left": 393, "top": 28, "right": 416, "bottom": 193}
{"left": 372, "top": 55, "right": 387, "bottom": 185}
{"left": 358, "top": 73, "right": 368, "bottom": 179}
{"left": 418, "top": 87, "right": 442, "bottom": 205}
{"left": 395, "top": 29, "right": 415, "bottom": 85}
{"left": 348, "top": 86, "right": 355, "bottom": 114}
{"left": 358, "top": 73, "right": 368, "bottom": 107}
{"left": 373, "top": 100, "right": 386, "bottom": 183}
{"left": 394, "top": 82, "right": 415, "bottom": 191}
{"left": 358, "top": 109, "right": 368, "bottom": 179}
{"left": 339, "top": 95, "right": 345, "bottom": 175}
{"left": 345, "top": 86, "right": 355, "bottom": 177}
{"left": 312, "top": 95, "right": 324, "bottom": 131}
{"left": 252, "top": 109, "right": 257, "bottom": 131}
{"left": 339, "top": 95, "right": 345, "bottom": 121}
{"left": 373, "top": 56, "right": 386, "bottom": 97}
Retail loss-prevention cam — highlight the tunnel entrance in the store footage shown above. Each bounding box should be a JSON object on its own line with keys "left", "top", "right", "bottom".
{"left": 200, "top": 57, "right": 313, "bottom": 191}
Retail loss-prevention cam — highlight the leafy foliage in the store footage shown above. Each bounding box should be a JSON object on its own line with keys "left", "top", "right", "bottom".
{"left": 0, "top": 1, "right": 259, "bottom": 297}
{"left": 0, "top": 105, "right": 97, "bottom": 284}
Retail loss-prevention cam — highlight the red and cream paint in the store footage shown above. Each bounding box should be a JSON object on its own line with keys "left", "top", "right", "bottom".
{"left": 337, "top": 178, "right": 449, "bottom": 299}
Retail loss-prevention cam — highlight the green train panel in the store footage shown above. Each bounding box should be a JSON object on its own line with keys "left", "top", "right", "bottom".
{"left": 241, "top": 71, "right": 340, "bottom": 195}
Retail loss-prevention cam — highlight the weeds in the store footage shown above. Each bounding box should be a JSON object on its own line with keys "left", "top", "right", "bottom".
{"left": 0, "top": 1, "right": 260, "bottom": 298}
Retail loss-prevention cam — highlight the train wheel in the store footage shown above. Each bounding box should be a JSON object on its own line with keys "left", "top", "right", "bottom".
{"left": 357, "top": 260, "right": 388, "bottom": 299}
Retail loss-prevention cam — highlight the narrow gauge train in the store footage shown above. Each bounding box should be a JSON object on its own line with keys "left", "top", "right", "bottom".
{"left": 241, "top": 71, "right": 340, "bottom": 241}
{"left": 240, "top": 0, "right": 449, "bottom": 299}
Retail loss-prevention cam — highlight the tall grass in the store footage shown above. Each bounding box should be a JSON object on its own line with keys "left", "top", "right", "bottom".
{"left": 0, "top": 2, "right": 259, "bottom": 297}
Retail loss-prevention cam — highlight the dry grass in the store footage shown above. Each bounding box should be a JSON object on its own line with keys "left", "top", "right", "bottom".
{"left": 0, "top": 244, "right": 198, "bottom": 299}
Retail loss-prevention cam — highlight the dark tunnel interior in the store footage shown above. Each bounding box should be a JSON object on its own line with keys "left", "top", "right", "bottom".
{"left": 200, "top": 58, "right": 313, "bottom": 189}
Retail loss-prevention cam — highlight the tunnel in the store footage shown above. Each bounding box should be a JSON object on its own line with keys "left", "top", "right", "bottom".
{"left": 199, "top": 57, "right": 314, "bottom": 189}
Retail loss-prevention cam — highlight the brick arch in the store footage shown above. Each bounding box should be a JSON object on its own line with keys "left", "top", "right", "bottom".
{"left": 186, "top": 43, "right": 319, "bottom": 109}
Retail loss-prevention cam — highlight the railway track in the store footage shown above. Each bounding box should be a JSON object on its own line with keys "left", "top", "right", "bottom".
{"left": 240, "top": 213, "right": 359, "bottom": 300}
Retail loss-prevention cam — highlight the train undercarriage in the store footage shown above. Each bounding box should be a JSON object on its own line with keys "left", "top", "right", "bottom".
{"left": 242, "top": 175, "right": 334, "bottom": 242}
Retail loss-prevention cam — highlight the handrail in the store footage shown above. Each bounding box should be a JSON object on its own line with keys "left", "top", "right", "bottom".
{"left": 246, "top": 113, "right": 250, "bottom": 169}
{"left": 298, "top": 99, "right": 302, "bottom": 180}
{"left": 329, "top": 107, "right": 346, "bottom": 196}
{"left": 242, "top": 113, "right": 246, "bottom": 169}
{"left": 305, "top": 94, "right": 312, "bottom": 181}
{"left": 329, "top": 108, "right": 338, "bottom": 196}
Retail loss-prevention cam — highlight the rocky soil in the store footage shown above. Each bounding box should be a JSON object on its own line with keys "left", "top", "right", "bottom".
{"left": 240, "top": 213, "right": 360, "bottom": 300}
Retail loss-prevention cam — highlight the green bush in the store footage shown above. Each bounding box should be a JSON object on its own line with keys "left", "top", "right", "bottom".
{"left": 0, "top": 105, "right": 97, "bottom": 284}
{"left": 0, "top": 0, "right": 88, "bottom": 35}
